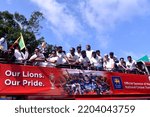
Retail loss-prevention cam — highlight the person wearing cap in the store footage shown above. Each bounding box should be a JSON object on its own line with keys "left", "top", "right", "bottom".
{"left": 67, "top": 47, "right": 78, "bottom": 65}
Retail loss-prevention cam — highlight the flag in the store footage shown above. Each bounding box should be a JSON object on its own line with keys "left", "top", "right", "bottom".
{"left": 137, "top": 55, "right": 149, "bottom": 62}
{"left": 19, "top": 33, "right": 26, "bottom": 50}
{"left": 11, "top": 33, "right": 26, "bottom": 50}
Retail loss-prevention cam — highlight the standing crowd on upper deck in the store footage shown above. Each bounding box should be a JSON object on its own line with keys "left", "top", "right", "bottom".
{"left": 0, "top": 34, "right": 147, "bottom": 75}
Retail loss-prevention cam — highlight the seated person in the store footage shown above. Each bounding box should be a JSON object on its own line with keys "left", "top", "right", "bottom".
{"left": 29, "top": 48, "right": 45, "bottom": 63}
{"left": 13, "top": 43, "right": 29, "bottom": 63}
{"left": 56, "top": 46, "right": 68, "bottom": 64}
{"left": 86, "top": 44, "right": 94, "bottom": 60}
{"left": 96, "top": 50, "right": 103, "bottom": 63}
{"left": 136, "top": 62, "right": 147, "bottom": 75}
{"left": 66, "top": 47, "right": 78, "bottom": 65}
{"left": 75, "top": 45, "right": 82, "bottom": 59}
{"left": 126, "top": 56, "right": 137, "bottom": 73}
{"left": 103, "top": 54, "right": 115, "bottom": 71}
{"left": 46, "top": 50, "right": 59, "bottom": 66}
{"left": 117, "top": 57, "right": 126, "bottom": 72}
{"left": 78, "top": 50, "right": 90, "bottom": 69}
{"left": 90, "top": 51, "right": 103, "bottom": 70}
{"left": 4, "top": 48, "right": 16, "bottom": 63}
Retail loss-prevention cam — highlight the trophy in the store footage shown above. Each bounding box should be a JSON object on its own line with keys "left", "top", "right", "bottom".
{"left": 49, "top": 73, "right": 55, "bottom": 89}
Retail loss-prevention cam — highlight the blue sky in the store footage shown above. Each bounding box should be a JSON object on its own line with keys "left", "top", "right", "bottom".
{"left": 1, "top": 0, "right": 150, "bottom": 60}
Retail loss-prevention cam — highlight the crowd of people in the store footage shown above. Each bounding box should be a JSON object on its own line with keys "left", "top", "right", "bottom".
{"left": 0, "top": 35, "right": 147, "bottom": 75}
{"left": 62, "top": 72, "right": 110, "bottom": 95}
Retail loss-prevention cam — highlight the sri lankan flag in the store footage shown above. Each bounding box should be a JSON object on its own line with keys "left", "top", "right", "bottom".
{"left": 19, "top": 33, "right": 26, "bottom": 50}
{"left": 11, "top": 33, "right": 26, "bottom": 50}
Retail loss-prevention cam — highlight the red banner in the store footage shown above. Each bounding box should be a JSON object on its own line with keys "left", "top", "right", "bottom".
{"left": 0, "top": 63, "right": 150, "bottom": 96}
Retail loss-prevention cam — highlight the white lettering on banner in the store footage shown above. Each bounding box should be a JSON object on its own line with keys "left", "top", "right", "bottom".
{"left": 22, "top": 80, "right": 44, "bottom": 86}
{"left": 4, "top": 70, "right": 44, "bottom": 78}
{"left": 5, "top": 79, "right": 20, "bottom": 86}
{"left": 22, "top": 71, "right": 43, "bottom": 78}
{"left": 4, "top": 79, "right": 44, "bottom": 87}
{"left": 5, "top": 70, "right": 21, "bottom": 77}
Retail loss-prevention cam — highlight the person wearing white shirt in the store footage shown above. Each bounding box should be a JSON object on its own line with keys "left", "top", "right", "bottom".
{"left": 0, "top": 35, "right": 7, "bottom": 51}
{"left": 67, "top": 47, "right": 78, "bottom": 65}
{"left": 96, "top": 50, "right": 103, "bottom": 65}
{"left": 78, "top": 50, "right": 90, "bottom": 69}
{"left": 86, "top": 45, "right": 94, "bottom": 60}
{"left": 117, "top": 57, "right": 126, "bottom": 72}
{"left": 90, "top": 51, "right": 103, "bottom": 70}
{"left": 56, "top": 46, "right": 68, "bottom": 64}
{"left": 14, "top": 44, "right": 28, "bottom": 62}
{"left": 47, "top": 50, "right": 59, "bottom": 66}
{"left": 29, "top": 48, "right": 45, "bottom": 62}
{"left": 103, "top": 54, "right": 115, "bottom": 71}
{"left": 126, "top": 56, "right": 137, "bottom": 73}
{"left": 75, "top": 45, "right": 82, "bottom": 59}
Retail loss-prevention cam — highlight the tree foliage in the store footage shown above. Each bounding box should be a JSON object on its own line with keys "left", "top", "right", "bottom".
{"left": 0, "top": 11, "right": 53, "bottom": 54}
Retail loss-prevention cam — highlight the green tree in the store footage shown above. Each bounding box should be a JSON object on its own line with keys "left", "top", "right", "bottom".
{"left": 0, "top": 10, "right": 53, "bottom": 55}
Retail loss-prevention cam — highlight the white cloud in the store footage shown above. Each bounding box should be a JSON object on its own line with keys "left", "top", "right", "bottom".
{"left": 79, "top": 0, "right": 150, "bottom": 31}
{"left": 30, "top": 0, "right": 150, "bottom": 48}
{"left": 30, "top": 0, "right": 83, "bottom": 36}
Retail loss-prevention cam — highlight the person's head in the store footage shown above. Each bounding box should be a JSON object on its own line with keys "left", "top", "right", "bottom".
{"left": 7, "top": 48, "right": 14, "bottom": 54}
{"left": 92, "top": 51, "right": 96, "bottom": 58}
{"left": 127, "top": 56, "right": 132, "bottom": 62}
{"left": 120, "top": 57, "right": 124, "bottom": 61}
{"left": 70, "top": 47, "right": 75, "bottom": 55}
{"left": 76, "top": 45, "right": 81, "bottom": 52}
{"left": 104, "top": 54, "right": 109, "bottom": 61}
{"left": 96, "top": 50, "right": 100, "bottom": 56}
{"left": 81, "top": 50, "right": 86, "bottom": 58}
{"left": 62, "top": 50, "right": 66, "bottom": 55}
{"left": 34, "top": 48, "right": 40, "bottom": 54}
{"left": 57, "top": 46, "right": 62, "bottom": 53}
{"left": 84, "top": 75, "right": 89, "bottom": 82}
{"left": 41, "top": 41, "right": 46, "bottom": 48}
{"left": 51, "top": 50, "right": 56, "bottom": 56}
{"left": 109, "top": 52, "right": 114, "bottom": 58}
{"left": 86, "top": 45, "right": 91, "bottom": 51}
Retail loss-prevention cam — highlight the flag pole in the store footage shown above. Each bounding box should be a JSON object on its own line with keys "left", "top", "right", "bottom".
{"left": 10, "top": 36, "right": 21, "bottom": 48}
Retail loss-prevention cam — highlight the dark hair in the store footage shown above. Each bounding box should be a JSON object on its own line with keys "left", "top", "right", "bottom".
{"left": 127, "top": 56, "right": 131, "bottom": 59}
{"left": 70, "top": 47, "right": 75, "bottom": 51}
{"left": 77, "top": 46, "right": 81, "bottom": 49}
{"left": 96, "top": 50, "right": 100, "bottom": 53}
{"left": 120, "top": 57, "right": 124, "bottom": 61}
{"left": 81, "top": 50, "right": 86, "bottom": 54}
{"left": 109, "top": 52, "right": 114, "bottom": 55}
{"left": 51, "top": 50, "right": 56, "bottom": 54}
